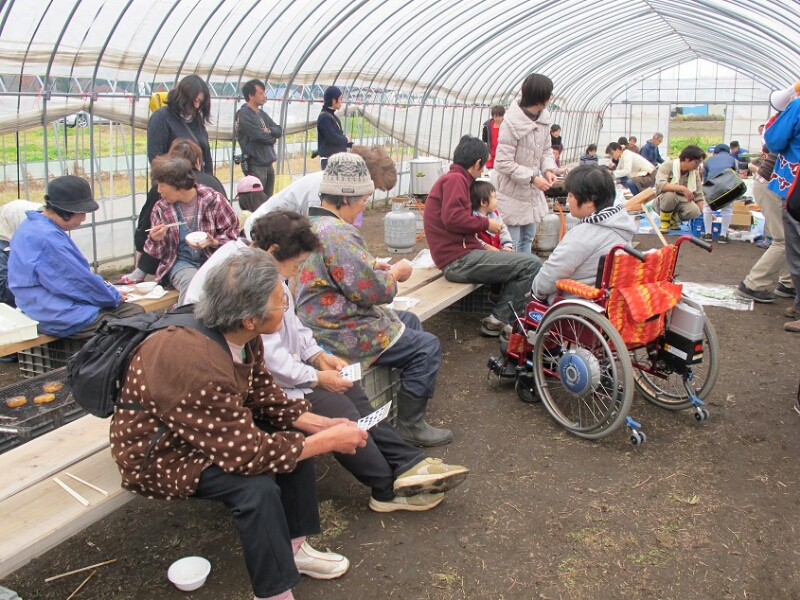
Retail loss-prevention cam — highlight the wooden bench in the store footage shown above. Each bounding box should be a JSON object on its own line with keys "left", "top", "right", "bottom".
{"left": 0, "top": 270, "right": 482, "bottom": 578}
{"left": 0, "top": 290, "right": 179, "bottom": 358}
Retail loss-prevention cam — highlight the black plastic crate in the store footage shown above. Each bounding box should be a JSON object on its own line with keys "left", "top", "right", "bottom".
{"left": 17, "top": 337, "right": 85, "bottom": 378}
{"left": 445, "top": 285, "right": 495, "bottom": 315}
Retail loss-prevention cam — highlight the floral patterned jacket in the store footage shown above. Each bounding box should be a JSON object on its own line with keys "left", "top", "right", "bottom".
{"left": 295, "top": 207, "right": 403, "bottom": 370}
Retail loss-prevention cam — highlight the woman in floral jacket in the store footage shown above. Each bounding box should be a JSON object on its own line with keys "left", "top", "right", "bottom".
{"left": 295, "top": 153, "right": 453, "bottom": 447}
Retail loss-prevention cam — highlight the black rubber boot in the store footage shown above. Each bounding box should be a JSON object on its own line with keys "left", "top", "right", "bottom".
{"left": 396, "top": 388, "right": 452, "bottom": 447}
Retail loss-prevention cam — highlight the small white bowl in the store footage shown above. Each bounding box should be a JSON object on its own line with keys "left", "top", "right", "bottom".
{"left": 135, "top": 281, "right": 157, "bottom": 294}
{"left": 185, "top": 231, "right": 207, "bottom": 245}
{"left": 167, "top": 556, "right": 211, "bottom": 592}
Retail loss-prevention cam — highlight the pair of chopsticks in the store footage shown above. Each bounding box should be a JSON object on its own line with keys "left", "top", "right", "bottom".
{"left": 53, "top": 473, "right": 110, "bottom": 507}
{"left": 145, "top": 221, "right": 185, "bottom": 232}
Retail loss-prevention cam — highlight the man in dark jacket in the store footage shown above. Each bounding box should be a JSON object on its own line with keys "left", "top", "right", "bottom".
{"left": 237, "top": 79, "right": 282, "bottom": 197}
{"left": 423, "top": 136, "right": 541, "bottom": 338}
{"left": 640, "top": 133, "right": 665, "bottom": 165}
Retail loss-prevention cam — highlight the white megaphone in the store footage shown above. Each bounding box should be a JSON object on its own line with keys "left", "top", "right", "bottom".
{"left": 770, "top": 81, "right": 800, "bottom": 112}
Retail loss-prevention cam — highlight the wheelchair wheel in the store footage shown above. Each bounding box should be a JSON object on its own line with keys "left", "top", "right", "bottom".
{"left": 632, "top": 319, "right": 719, "bottom": 410}
{"left": 533, "top": 305, "right": 634, "bottom": 439}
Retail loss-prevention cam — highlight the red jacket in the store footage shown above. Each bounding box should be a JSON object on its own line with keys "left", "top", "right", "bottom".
{"left": 423, "top": 165, "right": 490, "bottom": 268}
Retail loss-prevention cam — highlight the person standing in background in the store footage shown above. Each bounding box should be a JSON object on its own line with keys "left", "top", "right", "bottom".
{"left": 316, "top": 86, "right": 352, "bottom": 169}
{"left": 494, "top": 73, "right": 558, "bottom": 254}
{"left": 237, "top": 79, "right": 283, "bottom": 198}
{"left": 481, "top": 105, "right": 505, "bottom": 169}
{"left": 550, "top": 124, "right": 563, "bottom": 151}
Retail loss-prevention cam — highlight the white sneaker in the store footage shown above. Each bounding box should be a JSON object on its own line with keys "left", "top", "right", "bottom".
{"left": 294, "top": 541, "right": 349, "bottom": 579}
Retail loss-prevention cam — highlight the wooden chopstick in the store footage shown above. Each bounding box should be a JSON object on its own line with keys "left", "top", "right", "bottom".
{"left": 53, "top": 477, "right": 90, "bottom": 507}
{"left": 45, "top": 559, "right": 117, "bottom": 583}
{"left": 65, "top": 472, "right": 110, "bottom": 497}
{"left": 145, "top": 221, "right": 185, "bottom": 232}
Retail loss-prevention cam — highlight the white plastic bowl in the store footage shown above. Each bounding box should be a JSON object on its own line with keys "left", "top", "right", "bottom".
{"left": 167, "top": 556, "right": 211, "bottom": 592}
{"left": 185, "top": 231, "right": 207, "bottom": 245}
{"left": 135, "top": 281, "right": 157, "bottom": 294}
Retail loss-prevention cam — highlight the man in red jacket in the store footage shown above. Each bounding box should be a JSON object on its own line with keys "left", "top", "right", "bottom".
{"left": 423, "top": 136, "right": 542, "bottom": 337}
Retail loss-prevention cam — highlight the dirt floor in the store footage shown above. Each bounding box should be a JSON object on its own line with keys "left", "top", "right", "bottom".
{"left": 3, "top": 206, "right": 800, "bottom": 600}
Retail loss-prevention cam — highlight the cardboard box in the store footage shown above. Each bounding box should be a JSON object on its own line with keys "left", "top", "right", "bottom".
{"left": 732, "top": 200, "right": 749, "bottom": 213}
{"left": 730, "top": 212, "right": 752, "bottom": 228}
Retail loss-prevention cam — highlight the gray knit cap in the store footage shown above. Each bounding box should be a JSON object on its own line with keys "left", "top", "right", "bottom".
{"left": 319, "top": 153, "right": 375, "bottom": 196}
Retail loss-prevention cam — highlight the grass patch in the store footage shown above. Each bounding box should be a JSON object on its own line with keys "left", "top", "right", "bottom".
{"left": 668, "top": 135, "right": 722, "bottom": 158}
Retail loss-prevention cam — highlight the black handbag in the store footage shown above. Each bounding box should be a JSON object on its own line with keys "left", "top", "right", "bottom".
{"left": 703, "top": 169, "right": 747, "bottom": 210}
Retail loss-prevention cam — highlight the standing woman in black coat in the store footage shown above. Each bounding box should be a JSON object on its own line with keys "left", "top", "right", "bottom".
{"left": 121, "top": 75, "right": 214, "bottom": 284}
{"left": 316, "top": 86, "right": 352, "bottom": 170}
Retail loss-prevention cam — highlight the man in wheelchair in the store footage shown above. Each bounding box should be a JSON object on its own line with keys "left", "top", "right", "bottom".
{"left": 531, "top": 165, "right": 638, "bottom": 304}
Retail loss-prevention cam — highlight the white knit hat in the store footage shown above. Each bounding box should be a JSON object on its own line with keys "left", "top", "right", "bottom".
{"left": 319, "top": 153, "right": 375, "bottom": 196}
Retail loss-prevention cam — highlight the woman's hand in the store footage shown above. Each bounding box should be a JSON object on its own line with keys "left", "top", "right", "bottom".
{"left": 389, "top": 261, "right": 413, "bottom": 282}
{"left": 317, "top": 423, "right": 368, "bottom": 455}
{"left": 374, "top": 261, "right": 392, "bottom": 272}
{"left": 532, "top": 176, "right": 552, "bottom": 192}
{"left": 316, "top": 370, "right": 353, "bottom": 394}
{"left": 148, "top": 223, "right": 168, "bottom": 242}
{"left": 312, "top": 352, "right": 349, "bottom": 372}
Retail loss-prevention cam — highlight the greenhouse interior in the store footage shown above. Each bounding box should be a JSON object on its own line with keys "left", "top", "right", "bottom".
{"left": 3, "top": 1, "right": 800, "bottom": 599}
{"left": 0, "top": 0, "right": 797, "bottom": 268}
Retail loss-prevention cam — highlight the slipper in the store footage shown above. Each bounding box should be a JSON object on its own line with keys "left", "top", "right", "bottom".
{"left": 784, "top": 320, "right": 800, "bottom": 333}
{"left": 118, "top": 275, "right": 144, "bottom": 285}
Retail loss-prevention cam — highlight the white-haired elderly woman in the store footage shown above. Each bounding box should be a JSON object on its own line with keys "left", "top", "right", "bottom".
{"left": 0, "top": 199, "right": 41, "bottom": 307}
{"left": 110, "top": 249, "right": 368, "bottom": 600}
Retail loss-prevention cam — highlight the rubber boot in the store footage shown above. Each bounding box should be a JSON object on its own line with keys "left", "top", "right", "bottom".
{"left": 395, "top": 388, "right": 452, "bottom": 447}
{"left": 670, "top": 212, "right": 681, "bottom": 231}
{"left": 659, "top": 211, "right": 671, "bottom": 233}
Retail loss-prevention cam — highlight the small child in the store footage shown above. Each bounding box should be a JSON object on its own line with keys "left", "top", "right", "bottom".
{"left": 236, "top": 175, "right": 268, "bottom": 211}
{"left": 579, "top": 144, "right": 599, "bottom": 165}
{"left": 532, "top": 165, "right": 638, "bottom": 303}
{"left": 470, "top": 179, "right": 514, "bottom": 252}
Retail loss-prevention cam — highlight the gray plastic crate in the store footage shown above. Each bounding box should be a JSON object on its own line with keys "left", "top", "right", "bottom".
{"left": 17, "top": 337, "right": 85, "bottom": 378}
{"left": 362, "top": 365, "right": 399, "bottom": 425}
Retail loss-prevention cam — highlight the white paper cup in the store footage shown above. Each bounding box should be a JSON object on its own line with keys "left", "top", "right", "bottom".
{"left": 394, "top": 298, "right": 408, "bottom": 311}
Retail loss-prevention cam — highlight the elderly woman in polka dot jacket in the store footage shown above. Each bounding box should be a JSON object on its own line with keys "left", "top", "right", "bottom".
{"left": 109, "top": 249, "right": 367, "bottom": 600}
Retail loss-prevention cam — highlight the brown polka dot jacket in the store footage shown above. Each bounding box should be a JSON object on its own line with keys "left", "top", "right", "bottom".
{"left": 109, "top": 326, "right": 310, "bottom": 500}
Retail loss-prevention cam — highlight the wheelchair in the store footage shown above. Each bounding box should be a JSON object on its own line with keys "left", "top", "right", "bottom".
{"left": 487, "top": 235, "right": 719, "bottom": 444}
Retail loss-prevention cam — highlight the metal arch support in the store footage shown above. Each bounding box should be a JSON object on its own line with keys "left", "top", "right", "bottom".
{"left": 174, "top": 0, "right": 228, "bottom": 81}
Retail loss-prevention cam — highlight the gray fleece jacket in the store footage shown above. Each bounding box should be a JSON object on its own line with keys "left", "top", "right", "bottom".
{"left": 532, "top": 205, "right": 638, "bottom": 303}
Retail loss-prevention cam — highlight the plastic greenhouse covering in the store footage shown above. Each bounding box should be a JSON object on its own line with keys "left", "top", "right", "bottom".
{"left": 0, "top": 0, "right": 798, "bottom": 265}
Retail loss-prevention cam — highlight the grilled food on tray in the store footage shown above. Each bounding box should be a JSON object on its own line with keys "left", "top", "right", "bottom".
{"left": 42, "top": 381, "right": 64, "bottom": 393}
{"left": 34, "top": 393, "right": 56, "bottom": 404}
{"left": 5, "top": 395, "right": 27, "bottom": 408}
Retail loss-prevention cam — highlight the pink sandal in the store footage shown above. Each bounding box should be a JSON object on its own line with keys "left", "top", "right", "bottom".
{"left": 117, "top": 274, "right": 144, "bottom": 285}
